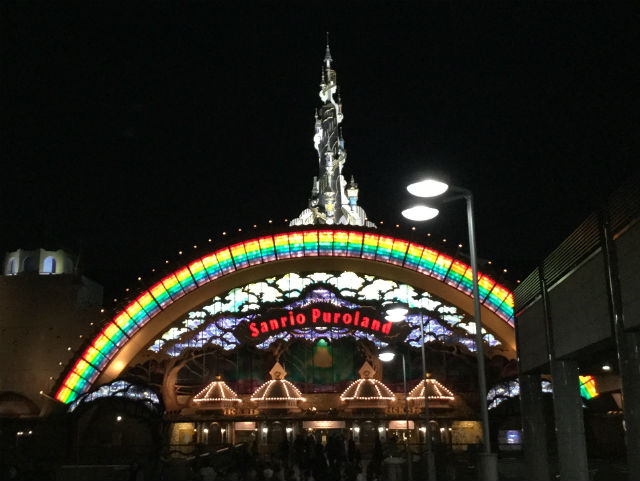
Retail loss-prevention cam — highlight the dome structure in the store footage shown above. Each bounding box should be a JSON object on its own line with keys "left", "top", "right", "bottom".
{"left": 193, "top": 375, "right": 242, "bottom": 411}
{"left": 250, "top": 362, "right": 305, "bottom": 412}
{"left": 340, "top": 362, "right": 395, "bottom": 411}
{"left": 0, "top": 391, "right": 40, "bottom": 417}
{"left": 407, "top": 374, "right": 455, "bottom": 408}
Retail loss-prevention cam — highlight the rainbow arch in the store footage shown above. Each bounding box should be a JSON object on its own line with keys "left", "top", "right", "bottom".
{"left": 55, "top": 229, "right": 514, "bottom": 404}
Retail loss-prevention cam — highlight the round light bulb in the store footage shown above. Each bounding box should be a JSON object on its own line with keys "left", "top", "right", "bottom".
{"left": 402, "top": 205, "right": 439, "bottom": 222}
{"left": 407, "top": 179, "right": 449, "bottom": 198}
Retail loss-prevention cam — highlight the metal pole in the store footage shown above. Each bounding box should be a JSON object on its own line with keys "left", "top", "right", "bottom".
{"left": 403, "top": 354, "right": 413, "bottom": 481}
{"left": 600, "top": 211, "right": 640, "bottom": 480}
{"left": 465, "top": 193, "right": 497, "bottom": 480}
{"left": 466, "top": 194, "right": 491, "bottom": 451}
{"left": 420, "top": 314, "right": 436, "bottom": 480}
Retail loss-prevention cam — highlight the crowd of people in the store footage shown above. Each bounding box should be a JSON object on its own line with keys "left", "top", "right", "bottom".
{"left": 186, "top": 432, "right": 388, "bottom": 481}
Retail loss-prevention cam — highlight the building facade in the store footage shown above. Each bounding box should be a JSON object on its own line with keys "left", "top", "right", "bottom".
{"left": 1, "top": 46, "right": 527, "bottom": 478}
{"left": 0, "top": 249, "right": 103, "bottom": 417}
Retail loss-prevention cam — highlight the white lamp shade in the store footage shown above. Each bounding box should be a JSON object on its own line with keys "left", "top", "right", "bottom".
{"left": 385, "top": 304, "right": 408, "bottom": 322}
{"left": 378, "top": 351, "right": 396, "bottom": 362}
{"left": 385, "top": 306, "right": 408, "bottom": 317}
{"left": 407, "top": 179, "right": 449, "bottom": 198}
{"left": 402, "top": 205, "right": 439, "bottom": 221}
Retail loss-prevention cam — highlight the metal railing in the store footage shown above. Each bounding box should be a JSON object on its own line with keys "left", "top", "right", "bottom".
{"left": 514, "top": 175, "right": 639, "bottom": 314}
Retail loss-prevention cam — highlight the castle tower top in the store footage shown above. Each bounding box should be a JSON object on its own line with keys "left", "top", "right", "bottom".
{"left": 290, "top": 41, "right": 375, "bottom": 228}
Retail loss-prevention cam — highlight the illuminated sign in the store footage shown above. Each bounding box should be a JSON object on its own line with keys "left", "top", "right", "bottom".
{"left": 245, "top": 304, "right": 393, "bottom": 339}
{"left": 234, "top": 422, "right": 256, "bottom": 431}
{"left": 302, "top": 421, "right": 346, "bottom": 429}
{"left": 388, "top": 420, "right": 415, "bottom": 430}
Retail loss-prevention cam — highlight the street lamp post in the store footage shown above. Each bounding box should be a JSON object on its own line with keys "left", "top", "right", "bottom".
{"left": 379, "top": 350, "right": 413, "bottom": 481}
{"left": 418, "top": 314, "right": 436, "bottom": 480}
{"left": 386, "top": 305, "right": 436, "bottom": 481}
{"left": 403, "top": 178, "right": 498, "bottom": 481}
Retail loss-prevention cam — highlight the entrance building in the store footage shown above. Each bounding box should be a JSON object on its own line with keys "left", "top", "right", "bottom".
{"left": 49, "top": 43, "right": 516, "bottom": 470}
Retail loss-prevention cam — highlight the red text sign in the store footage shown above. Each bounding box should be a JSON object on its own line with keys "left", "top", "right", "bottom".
{"left": 248, "top": 305, "right": 392, "bottom": 338}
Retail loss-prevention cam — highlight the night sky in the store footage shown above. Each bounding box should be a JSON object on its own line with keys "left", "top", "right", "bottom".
{"left": 3, "top": 3, "right": 639, "bottom": 300}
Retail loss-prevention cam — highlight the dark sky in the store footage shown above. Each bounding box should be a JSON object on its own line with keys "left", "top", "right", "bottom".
{"left": 3, "top": 3, "right": 639, "bottom": 300}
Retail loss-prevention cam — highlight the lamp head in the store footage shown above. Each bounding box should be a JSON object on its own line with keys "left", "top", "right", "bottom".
{"left": 401, "top": 205, "right": 439, "bottom": 222}
{"left": 378, "top": 350, "right": 396, "bottom": 362}
{"left": 384, "top": 303, "right": 408, "bottom": 322}
{"left": 407, "top": 178, "right": 449, "bottom": 198}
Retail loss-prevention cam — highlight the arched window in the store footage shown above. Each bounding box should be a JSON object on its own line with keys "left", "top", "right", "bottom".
{"left": 43, "top": 256, "right": 56, "bottom": 274}
{"left": 23, "top": 256, "right": 38, "bottom": 273}
{"left": 7, "top": 258, "right": 16, "bottom": 275}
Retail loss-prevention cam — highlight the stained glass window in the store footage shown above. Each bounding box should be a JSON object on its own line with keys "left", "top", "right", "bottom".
{"left": 146, "top": 271, "right": 502, "bottom": 358}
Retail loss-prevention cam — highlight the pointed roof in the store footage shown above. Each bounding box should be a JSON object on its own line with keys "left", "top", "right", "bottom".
{"left": 340, "top": 362, "right": 395, "bottom": 401}
{"left": 358, "top": 361, "right": 375, "bottom": 379}
{"left": 250, "top": 362, "right": 305, "bottom": 402}
{"left": 193, "top": 375, "right": 241, "bottom": 404}
{"left": 270, "top": 361, "right": 286, "bottom": 380}
{"left": 407, "top": 375, "right": 455, "bottom": 401}
{"left": 324, "top": 32, "right": 333, "bottom": 67}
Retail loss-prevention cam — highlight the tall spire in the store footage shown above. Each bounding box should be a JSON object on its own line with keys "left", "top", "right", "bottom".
{"left": 290, "top": 40, "right": 375, "bottom": 228}
{"left": 324, "top": 32, "right": 333, "bottom": 67}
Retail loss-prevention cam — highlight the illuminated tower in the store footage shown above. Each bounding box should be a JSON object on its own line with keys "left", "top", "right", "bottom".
{"left": 290, "top": 40, "right": 376, "bottom": 228}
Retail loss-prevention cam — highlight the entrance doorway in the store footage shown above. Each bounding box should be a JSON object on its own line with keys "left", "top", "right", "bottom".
{"left": 268, "top": 422, "right": 286, "bottom": 446}
{"left": 208, "top": 422, "right": 222, "bottom": 446}
{"left": 359, "top": 421, "right": 378, "bottom": 454}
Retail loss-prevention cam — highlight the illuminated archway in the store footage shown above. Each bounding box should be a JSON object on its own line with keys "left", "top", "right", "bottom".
{"left": 56, "top": 229, "right": 514, "bottom": 403}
